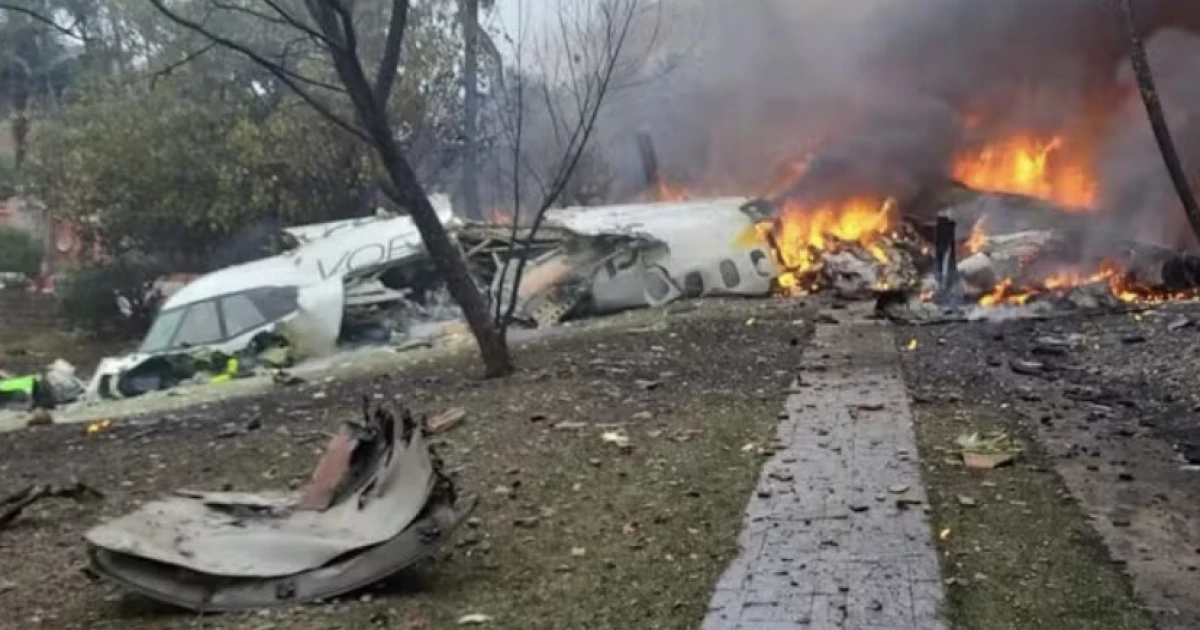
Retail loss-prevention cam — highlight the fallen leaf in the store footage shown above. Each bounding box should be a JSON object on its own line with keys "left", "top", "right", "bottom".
{"left": 601, "top": 431, "right": 631, "bottom": 448}
{"left": 939, "top": 528, "right": 952, "bottom": 541}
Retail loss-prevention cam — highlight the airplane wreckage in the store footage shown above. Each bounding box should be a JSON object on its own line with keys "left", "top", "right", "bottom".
{"left": 52, "top": 194, "right": 782, "bottom": 404}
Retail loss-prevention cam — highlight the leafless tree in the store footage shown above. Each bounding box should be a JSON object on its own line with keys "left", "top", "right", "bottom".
{"left": 141, "top": 0, "right": 516, "bottom": 376}
{"left": 485, "top": 0, "right": 659, "bottom": 330}
{"left": 1119, "top": 0, "right": 1200, "bottom": 244}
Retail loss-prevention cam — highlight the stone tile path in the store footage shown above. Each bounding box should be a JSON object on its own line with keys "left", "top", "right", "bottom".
{"left": 703, "top": 311, "right": 948, "bottom": 630}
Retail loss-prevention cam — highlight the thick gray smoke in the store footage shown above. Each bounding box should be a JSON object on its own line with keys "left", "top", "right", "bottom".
{"left": 592, "top": 0, "right": 1200, "bottom": 247}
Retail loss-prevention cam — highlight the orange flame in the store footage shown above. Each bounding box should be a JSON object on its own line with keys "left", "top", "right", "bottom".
{"left": 652, "top": 180, "right": 691, "bottom": 202}
{"left": 973, "top": 259, "right": 1200, "bottom": 307}
{"left": 964, "top": 217, "right": 988, "bottom": 255}
{"left": 751, "top": 197, "right": 895, "bottom": 293}
{"left": 952, "top": 135, "right": 1098, "bottom": 210}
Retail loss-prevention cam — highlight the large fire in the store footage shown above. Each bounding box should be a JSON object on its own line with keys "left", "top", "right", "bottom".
{"left": 752, "top": 197, "right": 895, "bottom": 292}
{"left": 952, "top": 135, "right": 1098, "bottom": 210}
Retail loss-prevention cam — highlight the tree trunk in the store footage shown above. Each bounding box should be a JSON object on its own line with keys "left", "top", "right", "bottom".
{"left": 1120, "top": 0, "right": 1200, "bottom": 245}
{"left": 374, "top": 133, "right": 514, "bottom": 377}
{"left": 461, "top": 0, "right": 482, "bottom": 221}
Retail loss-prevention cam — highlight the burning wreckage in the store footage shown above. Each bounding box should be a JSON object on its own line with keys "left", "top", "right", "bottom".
{"left": 41, "top": 195, "right": 784, "bottom": 407}
{"left": 19, "top": 133, "right": 1200, "bottom": 412}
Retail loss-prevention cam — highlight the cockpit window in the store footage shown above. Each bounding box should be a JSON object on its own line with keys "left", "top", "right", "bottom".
{"left": 138, "top": 286, "right": 299, "bottom": 353}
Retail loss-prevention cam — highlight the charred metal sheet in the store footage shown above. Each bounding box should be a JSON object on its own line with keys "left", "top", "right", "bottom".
{"left": 87, "top": 495, "right": 473, "bottom": 612}
{"left": 85, "top": 403, "right": 463, "bottom": 611}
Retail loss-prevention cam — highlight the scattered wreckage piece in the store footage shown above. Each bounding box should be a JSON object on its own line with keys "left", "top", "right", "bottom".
{"left": 1, "top": 480, "right": 103, "bottom": 529}
{"left": 0, "top": 359, "right": 87, "bottom": 412}
{"left": 461, "top": 198, "right": 780, "bottom": 327}
{"left": 86, "top": 198, "right": 462, "bottom": 401}
{"left": 85, "top": 402, "right": 475, "bottom": 612}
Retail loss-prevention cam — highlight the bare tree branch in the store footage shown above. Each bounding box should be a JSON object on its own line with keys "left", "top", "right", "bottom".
{"left": 147, "top": 0, "right": 370, "bottom": 143}
{"left": 148, "top": 41, "right": 217, "bottom": 88}
{"left": 373, "top": 0, "right": 408, "bottom": 106}
{"left": 0, "top": 2, "right": 86, "bottom": 41}
{"left": 1119, "top": 0, "right": 1200, "bottom": 244}
{"left": 497, "top": 0, "right": 639, "bottom": 329}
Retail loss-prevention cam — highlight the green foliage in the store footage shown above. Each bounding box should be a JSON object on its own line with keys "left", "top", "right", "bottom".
{"left": 24, "top": 83, "right": 374, "bottom": 271}
{"left": 0, "top": 225, "right": 42, "bottom": 277}
{"left": 59, "top": 255, "right": 164, "bottom": 338}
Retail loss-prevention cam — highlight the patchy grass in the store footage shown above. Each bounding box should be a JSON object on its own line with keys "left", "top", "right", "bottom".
{"left": 909, "top": 401, "right": 1156, "bottom": 630}
{"left": 0, "top": 299, "right": 813, "bottom": 629}
{"left": 0, "top": 328, "right": 132, "bottom": 375}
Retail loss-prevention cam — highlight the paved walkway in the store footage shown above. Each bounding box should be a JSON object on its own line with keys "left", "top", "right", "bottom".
{"left": 703, "top": 311, "right": 948, "bottom": 630}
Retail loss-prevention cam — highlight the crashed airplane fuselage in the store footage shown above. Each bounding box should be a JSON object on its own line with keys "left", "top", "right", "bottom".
{"left": 86, "top": 197, "right": 457, "bottom": 399}
{"left": 463, "top": 197, "right": 781, "bottom": 326}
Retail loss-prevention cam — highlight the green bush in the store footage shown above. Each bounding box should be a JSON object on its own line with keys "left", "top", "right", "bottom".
{"left": 0, "top": 226, "right": 42, "bottom": 278}
{"left": 59, "top": 256, "right": 165, "bottom": 338}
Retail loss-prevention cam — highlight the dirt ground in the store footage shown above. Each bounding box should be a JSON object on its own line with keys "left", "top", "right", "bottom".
{"left": 0, "top": 328, "right": 132, "bottom": 376}
{"left": 898, "top": 302, "right": 1200, "bottom": 630}
{"left": 0, "top": 299, "right": 815, "bottom": 630}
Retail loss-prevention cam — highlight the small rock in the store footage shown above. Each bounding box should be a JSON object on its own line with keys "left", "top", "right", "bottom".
{"left": 1169, "top": 315, "right": 1193, "bottom": 331}
{"left": 513, "top": 516, "right": 540, "bottom": 528}
{"left": 888, "top": 484, "right": 910, "bottom": 494}
{"left": 1010, "top": 359, "right": 1045, "bottom": 376}
{"left": 25, "top": 409, "right": 53, "bottom": 427}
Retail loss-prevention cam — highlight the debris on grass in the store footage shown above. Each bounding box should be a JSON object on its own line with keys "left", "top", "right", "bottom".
{"left": 427, "top": 407, "right": 468, "bottom": 434}
{"left": 601, "top": 430, "right": 631, "bottom": 448}
{"left": 957, "top": 431, "right": 1023, "bottom": 469}
{"left": 457, "top": 613, "right": 494, "bottom": 625}
{"left": 85, "top": 418, "right": 112, "bottom": 436}
{"left": 83, "top": 402, "right": 475, "bottom": 612}
{"left": 0, "top": 480, "right": 104, "bottom": 529}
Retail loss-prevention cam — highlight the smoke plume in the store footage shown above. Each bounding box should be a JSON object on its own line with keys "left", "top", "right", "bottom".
{"left": 593, "top": 0, "right": 1200, "bottom": 247}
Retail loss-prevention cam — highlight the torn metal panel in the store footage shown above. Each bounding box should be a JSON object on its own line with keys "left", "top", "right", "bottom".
{"left": 85, "top": 403, "right": 471, "bottom": 612}
{"left": 85, "top": 417, "right": 434, "bottom": 578}
{"left": 87, "top": 496, "right": 471, "bottom": 613}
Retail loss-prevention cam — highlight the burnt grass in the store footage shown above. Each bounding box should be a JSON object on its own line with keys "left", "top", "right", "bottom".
{"left": 897, "top": 302, "right": 1200, "bottom": 630}
{"left": 0, "top": 299, "right": 814, "bottom": 630}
